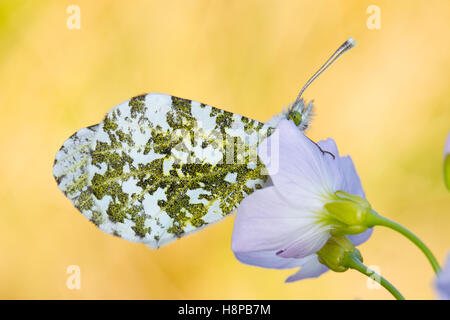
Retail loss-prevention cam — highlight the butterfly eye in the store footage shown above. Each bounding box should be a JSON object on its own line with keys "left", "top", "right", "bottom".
{"left": 289, "top": 111, "right": 303, "bottom": 126}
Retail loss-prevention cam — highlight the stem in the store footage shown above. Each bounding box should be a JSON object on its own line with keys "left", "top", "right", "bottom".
{"left": 366, "top": 211, "right": 441, "bottom": 274}
{"left": 344, "top": 253, "right": 405, "bottom": 300}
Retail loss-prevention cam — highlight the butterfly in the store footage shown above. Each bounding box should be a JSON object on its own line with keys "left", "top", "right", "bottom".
{"left": 53, "top": 38, "right": 355, "bottom": 248}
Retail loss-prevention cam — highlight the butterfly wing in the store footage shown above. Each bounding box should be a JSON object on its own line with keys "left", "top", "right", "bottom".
{"left": 53, "top": 93, "right": 272, "bottom": 248}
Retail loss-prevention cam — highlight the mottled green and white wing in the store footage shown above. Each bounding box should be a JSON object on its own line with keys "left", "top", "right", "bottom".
{"left": 53, "top": 93, "right": 273, "bottom": 248}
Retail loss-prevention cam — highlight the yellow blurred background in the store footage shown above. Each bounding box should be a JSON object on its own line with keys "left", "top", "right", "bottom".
{"left": 0, "top": 0, "right": 449, "bottom": 300}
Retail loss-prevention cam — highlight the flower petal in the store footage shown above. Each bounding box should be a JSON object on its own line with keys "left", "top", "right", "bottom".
{"left": 339, "top": 155, "right": 366, "bottom": 198}
{"left": 233, "top": 250, "right": 304, "bottom": 269}
{"left": 276, "top": 223, "right": 330, "bottom": 259}
{"left": 258, "top": 119, "right": 340, "bottom": 208}
{"left": 445, "top": 131, "right": 450, "bottom": 158}
{"left": 435, "top": 252, "right": 450, "bottom": 300}
{"left": 285, "top": 254, "right": 329, "bottom": 283}
{"left": 231, "top": 186, "right": 320, "bottom": 254}
{"left": 347, "top": 228, "right": 373, "bottom": 246}
{"left": 317, "top": 138, "right": 340, "bottom": 158}
{"left": 445, "top": 132, "right": 450, "bottom": 191}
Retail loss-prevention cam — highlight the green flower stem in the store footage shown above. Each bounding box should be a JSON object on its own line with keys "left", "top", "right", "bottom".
{"left": 366, "top": 211, "right": 441, "bottom": 274}
{"left": 344, "top": 253, "right": 405, "bottom": 300}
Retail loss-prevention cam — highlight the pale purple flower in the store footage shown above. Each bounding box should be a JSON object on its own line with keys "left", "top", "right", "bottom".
{"left": 445, "top": 132, "right": 450, "bottom": 156}
{"left": 435, "top": 253, "right": 450, "bottom": 300}
{"left": 444, "top": 132, "right": 450, "bottom": 190}
{"left": 231, "top": 119, "right": 372, "bottom": 282}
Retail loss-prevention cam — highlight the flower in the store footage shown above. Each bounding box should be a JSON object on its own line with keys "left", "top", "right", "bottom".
{"left": 444, "top": 132, "right": 450, "bottom": 191}
{"left": 231, "top": 119, "right": 373, "bottom": 282}
{"left": 435, "top": 253, "right": 450, "bottom": 300}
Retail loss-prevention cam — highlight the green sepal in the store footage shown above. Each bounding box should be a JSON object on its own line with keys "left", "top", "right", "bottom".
{"left": 317, "top": 236, "right": 363, "bottom": 272}
{"left": 324, "top": 200, "right": 365, "bottom": 226}
{"left": 321, "top": 191, "right": 372, "bottom": 236}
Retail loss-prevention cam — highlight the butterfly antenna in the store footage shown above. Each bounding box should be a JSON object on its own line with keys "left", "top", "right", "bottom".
{"left": 291, "top": 37, "right": 357, "bottom": 110}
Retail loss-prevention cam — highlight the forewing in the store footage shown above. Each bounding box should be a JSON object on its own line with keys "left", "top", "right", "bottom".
{"left": 54, "top": 93, "right": 272, "bottom": 248}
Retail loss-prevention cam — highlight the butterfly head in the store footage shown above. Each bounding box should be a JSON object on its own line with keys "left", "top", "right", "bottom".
{"left": 287, "top": 98, "right": 314, "bottom": 131}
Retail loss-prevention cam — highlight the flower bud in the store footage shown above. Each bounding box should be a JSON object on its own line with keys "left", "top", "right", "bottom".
{"left": 317, "top": 236, "right": 363, "bottom": 272}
